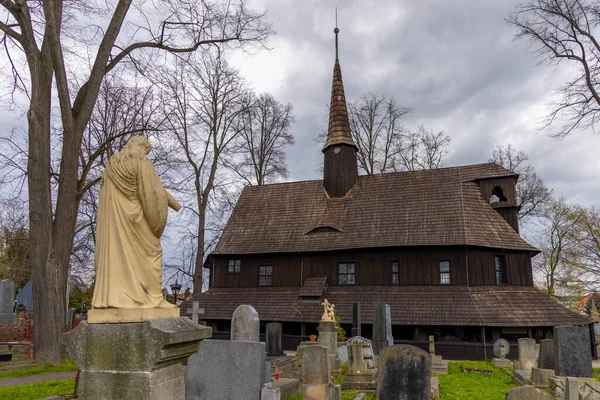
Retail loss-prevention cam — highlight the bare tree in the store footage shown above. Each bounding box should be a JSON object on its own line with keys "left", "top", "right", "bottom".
{"left": 347, "top": 93, "right": 411, "bottom": 174}
{"left": 489, "top": 144, "right": 553, "bottom": 220}
{"left": 508, "top": 0, "right": 600, "bottom": 138}
{"left": 159, "top": 50, "right": 248, "bottom": 292}
{"left": 573, "top": 206, "right": 600, "bottom": 289}
{"left": 532, "top": 198, "right": 584, "bottom": 297}
{"left": 0, "top": 0, "right": 272, "bottom": 363}
{"left": 398, "top": 125, "right": 451, "bottom": 171}
{"left": 230, "top": 93, "right": 295, "bottom": 185}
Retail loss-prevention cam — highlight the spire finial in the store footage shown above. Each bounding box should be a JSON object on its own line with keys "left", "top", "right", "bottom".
{"left": 334, "top": 8, "right": 339, "bottom": 63}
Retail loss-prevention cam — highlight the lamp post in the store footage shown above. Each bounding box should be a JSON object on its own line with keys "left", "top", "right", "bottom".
{"left": 170, "top": 281, "right": 182, "bottom": 305}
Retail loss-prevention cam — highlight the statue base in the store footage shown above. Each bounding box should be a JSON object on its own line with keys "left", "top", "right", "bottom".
{"left": 63, "top": 317, "right": 211, "bottom": 400}
{"left": 88, "top": 307, "right": 180, "bottom": 323}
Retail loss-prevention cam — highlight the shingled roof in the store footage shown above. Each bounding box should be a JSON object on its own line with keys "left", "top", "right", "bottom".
{"left": 213, "top": 163, "right": 537, "bottom": 255}
{"left": 182, "top": 285, "right": 590, "bottom": 327}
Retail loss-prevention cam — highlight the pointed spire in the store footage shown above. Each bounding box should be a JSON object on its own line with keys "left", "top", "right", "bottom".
{"left": 322, "top": 25, "right": 358, "bottom": 152}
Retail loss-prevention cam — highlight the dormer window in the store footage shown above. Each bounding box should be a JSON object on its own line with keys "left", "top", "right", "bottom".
{"left": 307, "top": 226, "right": 340, "bottom": 233}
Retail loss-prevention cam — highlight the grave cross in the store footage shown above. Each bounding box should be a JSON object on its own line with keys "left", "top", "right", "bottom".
{"left": 187, "top": 301, "right": 204, "bottom": 324}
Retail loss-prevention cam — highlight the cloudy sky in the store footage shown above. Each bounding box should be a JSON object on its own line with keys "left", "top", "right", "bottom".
{"left": 230, "top": 0, "right": 600, "bottom": 206}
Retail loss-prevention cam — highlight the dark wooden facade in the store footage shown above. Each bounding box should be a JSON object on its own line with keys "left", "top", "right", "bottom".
{"left": 210, "top": 247, "right": 533, "bottom": 289}
{"left": 323, "top": 143, "right": 358, "bottom": 198}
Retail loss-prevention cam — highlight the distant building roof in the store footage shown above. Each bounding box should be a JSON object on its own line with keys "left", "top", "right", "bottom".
{"left": 182, "top": 285, "right": 590, "bottom": 327}
{"left": 213, "top": 163, "right": 536, "bottom": 255}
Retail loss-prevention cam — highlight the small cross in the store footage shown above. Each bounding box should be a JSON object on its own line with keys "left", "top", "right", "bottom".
{"left": 187, "top": 301, "right": 204, "bottom": 324}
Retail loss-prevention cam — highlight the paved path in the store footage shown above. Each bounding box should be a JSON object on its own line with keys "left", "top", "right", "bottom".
{"left": 0, "top": 371, "right": 77, "bottom": 387}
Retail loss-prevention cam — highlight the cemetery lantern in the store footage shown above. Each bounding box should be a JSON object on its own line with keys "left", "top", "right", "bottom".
{"left": 170, "top": 281, "right": 182, "bottom": 305}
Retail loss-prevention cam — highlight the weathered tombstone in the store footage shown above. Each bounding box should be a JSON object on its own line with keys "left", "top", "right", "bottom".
{"left": 261, "top": 386, "right": 281, "bottom": 400}
{"left": 428, "top": 335, "right": 448, "bottom": 375}
{"left": 347, "top": 336, "right": 375, "bottom": 369}
{"left": 373, "top": 301, "right": 393, "bottom": 356}
{"left": 493, "top": 338, "right": 513, "bottom": 367}
{"left": 186, "top": 301, "right": 204, "bottom": 325}
{"left": 349, "top": 337, "right": 368, "bottom": 372}
{"left": 231, "top": 304, "right": 260, "bottom": 342}
{"left": 67, "top": 308, "right": 76, "bottom": 328}
{"left": 337, "top": 345, "right": 350, "bottom": 366}
{"left": 554, "top": 325, "right": 593, "bottom": 378}
{"left": 428, "top": 335, "right": 435, "bottom": 356}
{"left": 515, "top": 338, "right": 537, "bottom": 371}
{"left": 538, "top": 339, "right": 555, "bottom": 370}
{"left": 351, "top": 303, "right": 361, "bottom": 337}
{"left": 186, "top": 339, "right": 266, "bottom": 400}
{"left": 301, "top": 345, "right": 340, "bottom": 400}
{"left": 376, "top": 344, "right": 431, "bottom": 400}
{"left": 505, "top": 385, "right": 555, "bottom": 400}
{"left": 0, "top": 280, "right": 17, "bottom": 325}
{"left": 318, "top": 320, "right": 340, "bottom": 371}
{"left": 266, "top": 322, "right": 283, "bottom": 356}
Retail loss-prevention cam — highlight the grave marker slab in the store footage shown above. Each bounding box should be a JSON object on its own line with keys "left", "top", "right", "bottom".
{"left": 186, "top": 340, "right": 266, "bottom": 400}
{"left": 186, "top": 301, "right": 203, "bottom": 325}
{"left": 505, "top": 386, "right": 554, "bottom": 400}
{"left": 376, "top": 344, "right": 431, "bottom": 400}
{"left": 373, "top": 301, "right": 393, "bottom": 356}
{"left": 515, "top": 338, "right": 537, "bottom": 371}
{"left": 538, "top": 339, "right": 555, "bottom": 370}
{"left": 266, "top": 322, "right": 283, "bottom": 356}
{"left": 231, "top": 304, "right": 260, "bottom": 342}
{"left": 554, "top": 325, "right": 592, "bottom": 378}
{"left": 351, "top": 303, "right": 361, "bottom": 337}
{"left": 0, "top": 280, "right": 16, "bottom": 325}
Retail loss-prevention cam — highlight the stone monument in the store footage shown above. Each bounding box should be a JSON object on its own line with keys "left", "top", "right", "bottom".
{"left": 376, "top": 344, "right": 431, "bottom": 400}
{"left": 492, "top": 338, "right": 513, "bottom": 367}
{"left": 0, "top": 280, "right": 17, "bottom": 325}
{"left": 342, "top": 336, "right": 377, "bottom": 391}
{"left": 63, "top": 136, "right": 211, "bottom": 400}
{"left": 429, "top": 335, "right": 448, "bottom": 374}
{"left": 231, "top": 304, "right": 260, "bottom": 342}
{"left": 318, "top": 299, "right": 340, "bottom": 371}
{"left": 373, "top": 301, "right": 393, "bottom": 355}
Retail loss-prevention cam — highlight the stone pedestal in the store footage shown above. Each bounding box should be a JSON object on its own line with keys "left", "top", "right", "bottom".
{"left": 318, "top": 320, "right": 340, "bottom": 371}
{"left": 342, "top": 370, "right": 377, "bottom": 391}
{"left": 531, "top": 367, "right": 554, "bottom": 388}
{"left": 493, "top": 357, "right": 513, "bottom": 367}
{"left": 63, "top": 317, "right": 211, "bottom": 400}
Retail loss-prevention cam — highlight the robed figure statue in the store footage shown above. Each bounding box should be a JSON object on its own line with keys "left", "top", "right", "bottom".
{"left": 91, "top": 136, "right": 181, "bottom": 309}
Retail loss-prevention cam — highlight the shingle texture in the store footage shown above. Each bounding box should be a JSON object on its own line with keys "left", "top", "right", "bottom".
{"left": 213, "top": 163, "right": 537, "bottom": 255}
{"left": 182, "top": 285, "right": 590, "bottom": 327}
{"left": 299, "top": 277, "right": 328, "bottom": 297}
{"left": 323, "top": 62, "right": 357, "bottom": 150}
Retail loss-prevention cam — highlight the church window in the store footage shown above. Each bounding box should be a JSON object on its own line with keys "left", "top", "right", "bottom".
{"left": 439, "top": 260, "right": 451, "bottom": 284}
{"left": 259, "top": 265, "right": 272, "bottom": 286}
{"left": 339, "top": 262, "right": 355, "bottom": 285}
{"left": 392, "top": 261, "right": 400, "bottom": 285}
{"left": 490, "top": 186, "right": 507, "bottom": 203}
{"left": 228, "top": 259, "right": 241, "bottom": 273}
{"left": 495, "top": 256, "right": 507, "bottom": 285}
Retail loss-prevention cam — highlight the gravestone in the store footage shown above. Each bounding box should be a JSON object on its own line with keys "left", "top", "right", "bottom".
{"left": 376, "top": 344, "right": 431, "bottom": 400}
{"left": 493, "top": 338, "right": 513, "bottom": 367}
{"left": 318, "top": 320, "right": 340, "bottom": 371}
{"left": 67, "top": 308, "right": 76, "bottom": 328}
{"left": 429, "top": 335, "right": 448, "bottom": 375}
{"left": 515, "top": 338, "right": 537, "bottom": 371}
{"left": 261, "top": 386, "right": 281, "bottom": 400}
{"left": 554, "top": 325, "right": 593, "bottom": 378}
{"left": 186, "top": 339, "right": 266, "bottom": 400}
{"left": 373, "top": 301, "right": 393, "bottom": 356}
{"left": 505, "top": 385, "right": 555, "bottom": 400}
{"left": 538, "top": 339, "right": 555, "bottom": 370}
{"left": 301, "top": 345, "right": 340, "bottom": 400}
{"left": 351, "top": 303, "right": 361, "bottom": 337}
{"left": 337, "top": 345, "right": 350, "bottom": 365}
{"left": 493, "top": 338, "right": 510, "bottom": 358}
{"left": 0, "top": 280, "right": 17, "bottom": 325}
{"left": 231, "top": 304, "right": 260, "bottom": 342}
{"left": 186, "top": 301, "right": 204, "bottom": 325}
{"left": 266, "top": 322, "right": 283, "bottom": 356}
{"left": 343, "top": 336, "right": 377, "bottom": 391}
{"left": 347, "top": 336, "right": 375, "bottom": 369}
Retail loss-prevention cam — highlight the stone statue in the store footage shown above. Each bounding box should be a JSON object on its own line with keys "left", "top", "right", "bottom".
{"left": 321, "top": 299, "right": 336, "bottom": 322}
{"left": 91, "top": 136, "right": 181, "bottom": 310}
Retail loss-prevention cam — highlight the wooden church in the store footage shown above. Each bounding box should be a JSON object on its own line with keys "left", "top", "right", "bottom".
{"left": 183, "top": 29, "right": 590, "bottom": 358}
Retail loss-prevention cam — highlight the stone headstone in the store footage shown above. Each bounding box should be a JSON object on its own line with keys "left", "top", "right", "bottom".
{"left": 186, "top": 339, "right": 266, "bottom": 400}
{"left": 301, "top": 345, "right": 333, "bottom": 400}
{"left": 538, "top": 339, "right": 555, "bottom": 370}
{"left": 348, "top": 337, "right": 368, "bottom": 372}
{"left": 347, "top": 336, "right": 375, "bottom": 370}
{"left": 505, "top": 385, "right": 555, "bottom": 400}
{"left": 429, "top": 335, "right": 435, "bottom": 356}
{"left": 494, "top": 338, "right": 510, "bottom": 358}
{"left": 186, "top": 301, "right": 203, "bottom": 325}
{"left": 337, "top": 345, "right": 349, "bottom": 366}
{"left": 554, "top": 325, "right": 593, "bottom": 378}
{"left": 67, "top": 308, "right": 76, "bottom": 327}
{"left": 261, "top": 386, "right": 281, "bottom": 400}
{"left": 351, "top": 303, "right": 361, "bottom": 337}
{"left": 377, "top": 344, "right": 431, "bottom": 400}
{"left": 231, "top": 304, "right": 260, "bottom": 342}
{"left": 373, "top": 301, "right": 393, "bottom": 356}
{"left": 266, "top": 322, "right": 283, "bottom": 356}
{"left": 515, "top": 338, "right": 537, "bottom": 371}
{"left": 0, "top": 280, "right": 17, "bottom": 325}
{"left": 318, "top": 320, "right": 340, "bottom": 371}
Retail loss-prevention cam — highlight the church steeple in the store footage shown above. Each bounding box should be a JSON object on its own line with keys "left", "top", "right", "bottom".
{"left": 322, "top": 23, "right": 359, "bottom": 198}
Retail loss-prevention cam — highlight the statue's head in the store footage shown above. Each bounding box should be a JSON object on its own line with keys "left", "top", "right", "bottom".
{"left": 125, "top": 136, "right": 152, "bottom": 155}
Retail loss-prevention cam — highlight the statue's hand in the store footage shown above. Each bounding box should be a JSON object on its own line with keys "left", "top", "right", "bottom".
{"left": 166, "top": 191, "right": 182, "bottom": 212}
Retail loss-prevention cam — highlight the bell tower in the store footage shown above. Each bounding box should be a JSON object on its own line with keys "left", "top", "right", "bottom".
{"left": 322, "top": 25, "right": 359, "bottom": 198}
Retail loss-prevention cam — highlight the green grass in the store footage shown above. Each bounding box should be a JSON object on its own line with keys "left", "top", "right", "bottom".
{"left": 439, "top": 360, "right": 515, "bottom": 400}
{"left": 593, "top": 367, "right": 600, "bottom": 382}
{"left": 0, "top": 359, "right": 78, "bottom": 380}
{"left": 0, "top": 379, "right": 75, "bottom": 400}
